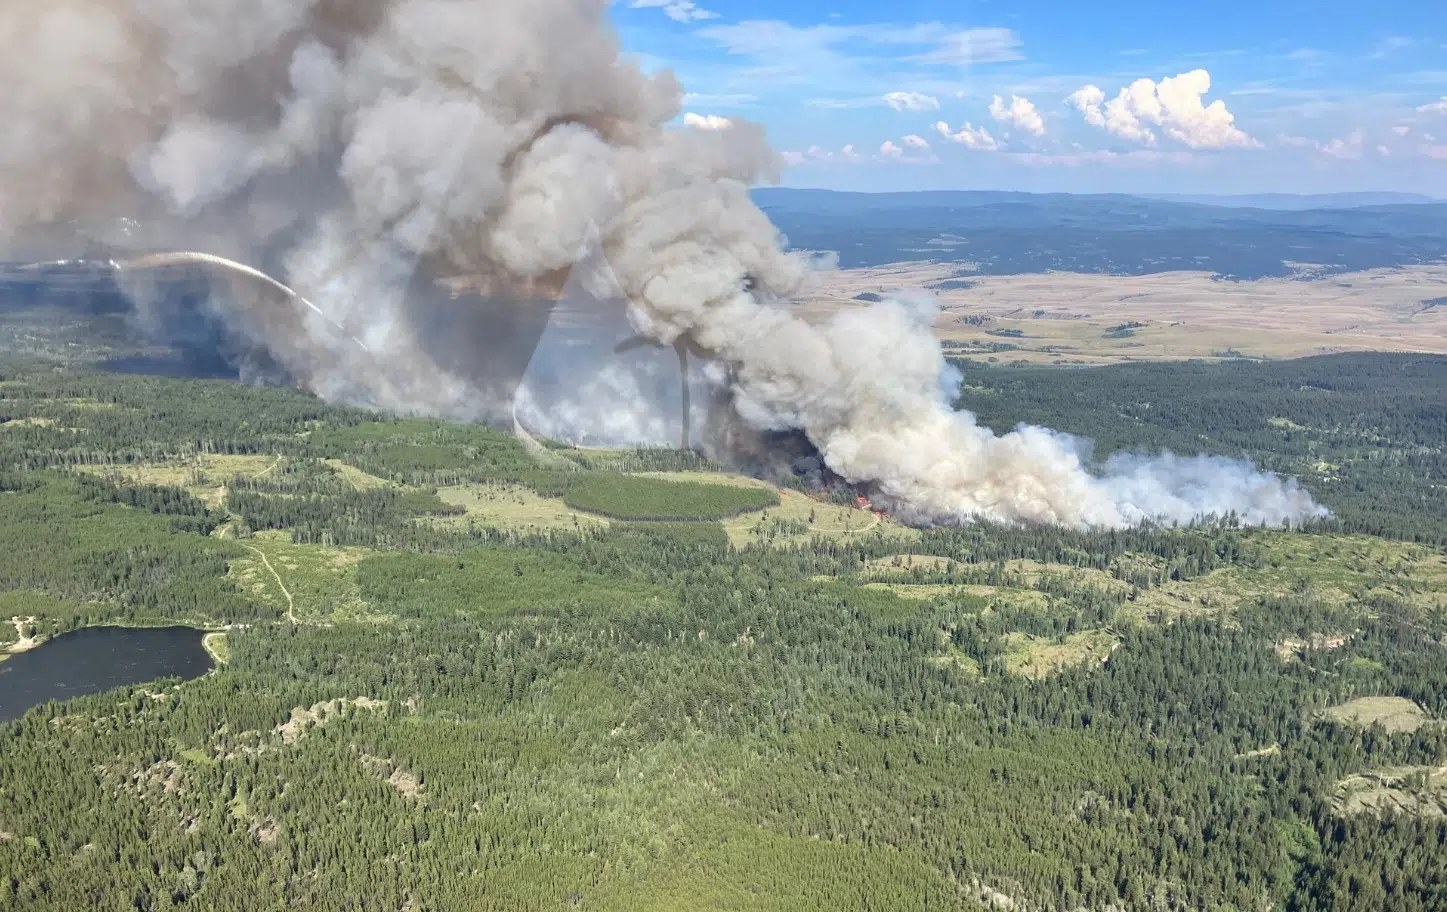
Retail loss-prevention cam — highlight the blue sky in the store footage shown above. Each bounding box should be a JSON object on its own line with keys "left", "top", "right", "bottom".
{"left": 611, "top": 0, "right": 1447, "bottom": 194}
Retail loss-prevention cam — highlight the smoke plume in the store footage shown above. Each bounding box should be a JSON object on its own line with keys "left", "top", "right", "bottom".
{"left": 0, "top": 0, "right": 1326, "bottom": 528}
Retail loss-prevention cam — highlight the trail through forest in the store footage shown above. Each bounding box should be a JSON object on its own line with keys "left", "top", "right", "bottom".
{"left": 243, "top": 545, "right": 295, "bottom": 624}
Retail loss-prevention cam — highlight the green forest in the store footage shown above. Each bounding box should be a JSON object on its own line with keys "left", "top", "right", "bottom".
{"left": 1, "top": 352, "right": 1445, "bottom": 911}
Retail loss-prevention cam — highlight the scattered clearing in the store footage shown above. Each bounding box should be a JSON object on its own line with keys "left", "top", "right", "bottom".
{"left": 865, "top": 583, "right": 960, "bottom": 601}
{"left": 227, "top": 531, "right": 382, "bottom": 623}
{"left": 322, "top": 459, "right": 392, "bottom": 491}
{"left": 862, "top": 554, "right": 960, "bottom": 577}
{"left": 5, "top": 616, "right": 42, "bottom": 653}
{"left": 276, "top": 697, "right": 389, "bottom": 745}
{"left": 358, "top": 753, "right": 425, "bottom": 803}
{"left": 1322, "top": 697, "right": 1435, "bottom": 734}
{"left": 202, "top": 632, "right": 230, "bottom": 665}
{"left": 1275, "top": 633, "right": 1350, "bottom": 661}
{"left": 1002, "top": 630, "right": 1118, "bottom": 680}
{"left": 0, "top": 416, "right": 56, "bottom": 429}
{"left": 84, "top": 453, "right": 280, "bottom": 508}
{"left": 435, "top": 483, "right": 611, "bottom": 533}
{"left": 115, "top": 759, "right": 184, "bottom": 795}
{"left": 1334, "top": 764, "right": 1447, "bottom": 817}
{"left": 721, "top": 489, "right": 920, "bottom": 549}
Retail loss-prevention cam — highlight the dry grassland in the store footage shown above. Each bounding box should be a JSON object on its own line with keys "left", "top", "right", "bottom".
{"left": 1002, "top": 630, "right": 1119, "bottom": 679}
{"left": 799, "top": 262, "right": 1447, "bottom": 364}
{"left": 435, "top": 483, "right": 612, "bottom": 533}
{"left": 1334, "top": 764, "right": 1447, "bottom": 817}
{"left": 225, "top": 530, "right": 383, "bottom": 623}
{"left": 1322, "top": 697, "right": 1436, "bottom": 735}
{"left": 86, "top": 453, "right": 279, "bottom": 507}
{"left": 721, "top": 488, "right": 920, "bottom": 549}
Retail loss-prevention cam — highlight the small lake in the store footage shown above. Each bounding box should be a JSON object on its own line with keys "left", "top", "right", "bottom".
{"left": 0, "top": 626, "right": 212, "bottom": 723}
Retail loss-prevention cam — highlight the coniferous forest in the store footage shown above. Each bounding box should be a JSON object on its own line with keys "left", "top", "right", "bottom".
{"left": 1, "top": 352, "right": 1445, "bottom": 911}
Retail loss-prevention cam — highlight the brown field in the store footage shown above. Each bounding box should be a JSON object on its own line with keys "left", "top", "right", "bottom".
{"left": 1334, "top": 764, "right": 1447, "bottom": 817}
{"left": 798, "top": 262, "right": 1447, "bottom": 364}
{"left": 1322, "top": 697, "right": 1436, "bottom": 734}
{"left": 435, "top": 483, "right": 612, "bottom": 533}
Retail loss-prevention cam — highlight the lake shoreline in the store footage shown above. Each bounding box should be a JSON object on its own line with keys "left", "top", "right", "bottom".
{"left": 5, "top": 616, "right": 43, "bottom": 655}
{"left": 1, "top": 624, "right": 215, "bottom": 724}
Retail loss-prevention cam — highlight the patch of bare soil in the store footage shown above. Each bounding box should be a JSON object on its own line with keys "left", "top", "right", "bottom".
{"left": 275, "top": 697, "right": 388, "bottom": 745}
{"left": 359, "top": 753, "right": 425, "bottom": 803}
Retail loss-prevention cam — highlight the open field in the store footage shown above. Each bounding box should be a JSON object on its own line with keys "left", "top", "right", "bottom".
{"left": 850, "top": 532, "right": 1447, "bottom": 627}
{"left": 1323, "top": 697, "right": 1437, "bottom": 734}
{"left": 862, "top": 554, "right": 961, "bottom": 576}
{"left": 435, "top": 483, "right": 612, "bottom": 533}
{"left": 322, "top": 459, "right": 391, "bottom": 491}
{"left": 1334, "top": 764, "right": 1447, "bottom": 817}
{"left": 201, "top": 632, "right": 229, "bottom": 665}
{"left": 85, "top": 453, "right": 279, "bottom": 507}
{"left": 720, "top": 487, "right": 920, "bottom": 549}
{"left": 225, "top": 531, "right": 383, "bottom": 624}
{"left": 1106, "top": 534, "right": 1447, "bottom": 623}
{"left": 799, "top": 262, "right": 1447, "bottom": 365}
{"left": 1002, "top": 630, "right": 1119, "bottom": 679}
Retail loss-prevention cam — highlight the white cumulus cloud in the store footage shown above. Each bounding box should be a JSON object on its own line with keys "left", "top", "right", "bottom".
{"left": 682, "top": 112, "right": 733, "bottom": 130}
{"left": 883, "top": 91, "right": 940, "bottom": 112}
{"left": 1067, "top": 86, "right": 1107, "bottom": 127}
{"left": 876, "top": 139, "right": 937, "bottom": 164}
{"left": 629, "top": 0, "right": 718, "bottom": 23}
{"left": 1319, "top": 130, "right": 1365, "bottom": 160}
{"left": 935, "top": 120, "right": 999, "bottom": 151}
{"left": 783, "top": 139, "right": 936, "bottom": 166}
{"left": 989, "top": 94, "right": 1045, "bottom": 135}
{"left": 1418, "top": 97, "right": 1447, "bottom": 114}
{"left": 1068, "top": 70, "right": 1257, "bottom": 149}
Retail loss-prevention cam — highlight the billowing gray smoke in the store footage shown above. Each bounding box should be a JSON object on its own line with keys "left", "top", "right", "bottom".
{"left": 0, "top": 0, "right": 1326, "bottom": 528}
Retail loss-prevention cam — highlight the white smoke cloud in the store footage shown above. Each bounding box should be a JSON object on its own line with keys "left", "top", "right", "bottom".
{"left": 988, "top": 94, "right": 1045, "bottom": 136}
{"left": 0, "top": 0, "right": 1324, "bottom": 530}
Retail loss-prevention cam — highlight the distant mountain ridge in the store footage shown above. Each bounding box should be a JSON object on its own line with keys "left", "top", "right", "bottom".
{"left": 750, "top": 188, "right": 1447, "bottom": 278}
{"left": 753, "top": 188, "right": 1441, "bottom": 212}
{"left": 1145, "top": 192, "right": 1441, "bottom": 210}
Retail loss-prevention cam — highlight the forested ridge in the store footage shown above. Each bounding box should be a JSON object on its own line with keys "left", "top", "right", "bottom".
{"left": 1, "top": 353, "right": 1445, "bottom": 911}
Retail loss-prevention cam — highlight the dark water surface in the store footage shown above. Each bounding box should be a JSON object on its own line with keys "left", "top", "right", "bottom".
{"left": 0, "top": 626, "right": 212, "bottom": 723}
